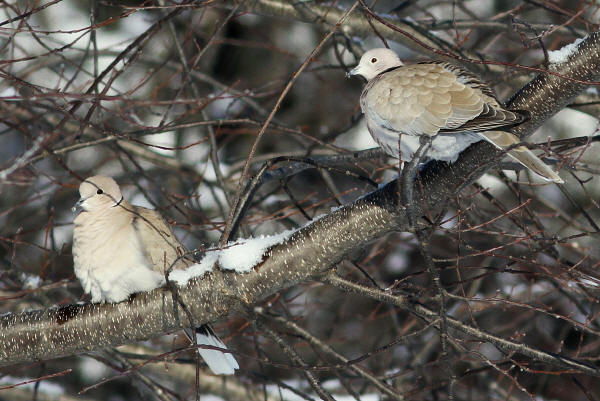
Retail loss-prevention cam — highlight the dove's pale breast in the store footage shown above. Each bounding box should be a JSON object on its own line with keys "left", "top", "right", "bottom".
{"left": 73, "top": 206, "right": 164, "bottom": 302}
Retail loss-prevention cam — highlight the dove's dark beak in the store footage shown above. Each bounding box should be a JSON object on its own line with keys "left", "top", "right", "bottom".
{"left": 346, "top": 66, "right": 360, "bottom": 78}
{"left": 72, "top": 198, "right": 85, "bottom": 213}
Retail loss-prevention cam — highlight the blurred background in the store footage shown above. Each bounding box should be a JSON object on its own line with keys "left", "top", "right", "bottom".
{"left": 1, "top": 0, "right": 600, "bottom": 400}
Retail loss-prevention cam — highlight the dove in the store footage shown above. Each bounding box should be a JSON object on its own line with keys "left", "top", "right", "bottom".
{"left": 347, "top": 48, "right": 563, "bottom": 183}
{"left": 72, "top": 175, "right": 239, "bottom": 375}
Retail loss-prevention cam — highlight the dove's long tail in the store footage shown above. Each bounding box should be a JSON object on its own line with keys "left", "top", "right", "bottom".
{"left": 479, "top": 131, "right": 564, "bottom": 184}
{"left": 184, "top": 325, "right": 239, "bottom": 375}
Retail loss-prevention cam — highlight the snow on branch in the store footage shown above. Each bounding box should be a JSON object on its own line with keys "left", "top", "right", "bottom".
{"left": 1, "top": 31, "right": 599, "bottom": 370}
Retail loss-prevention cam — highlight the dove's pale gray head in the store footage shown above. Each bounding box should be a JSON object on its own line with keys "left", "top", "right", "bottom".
{"left": 347, "top": 48, "right": 403, "bottom": 80}
{"left": 76, "top": 175, "right": 124, "bottom": 212}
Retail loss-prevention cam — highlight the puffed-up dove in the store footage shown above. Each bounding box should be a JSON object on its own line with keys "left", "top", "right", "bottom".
{"left": 72, "top": 175, "right": 239, "bottom": 375}
{"left": 347, "top": 48, "right": 563, "bottom": 183}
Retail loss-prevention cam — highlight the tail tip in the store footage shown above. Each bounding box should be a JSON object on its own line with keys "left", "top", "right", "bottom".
{"left": 545, "top": 170, "right": 564, "bottom": 184}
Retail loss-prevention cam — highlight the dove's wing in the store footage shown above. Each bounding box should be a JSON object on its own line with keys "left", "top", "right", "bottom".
{"left": 131, "top": 206, "right": 193, "bottom": 273}
{"left": 362, "top": 62, "right": 527, "bottom": 137}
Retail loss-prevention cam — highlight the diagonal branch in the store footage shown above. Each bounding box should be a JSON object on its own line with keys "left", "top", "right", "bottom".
{"left": 1, "top": 31, "right": 599, "bottom": 371}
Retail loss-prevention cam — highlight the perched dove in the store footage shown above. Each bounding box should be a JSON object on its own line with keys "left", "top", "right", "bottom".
{"left": 72, "top": 175, "right": 239, "bottom": 375}
{"left": 347, "top": 48, "right": 563, "bottom": 183}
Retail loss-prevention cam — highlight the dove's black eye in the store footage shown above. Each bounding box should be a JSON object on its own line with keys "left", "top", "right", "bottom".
{"left": 97, "top": 189, "right": 103, "bottom": 194}
{"left": 371, "top": 57, "right": 377, "bottom": 63}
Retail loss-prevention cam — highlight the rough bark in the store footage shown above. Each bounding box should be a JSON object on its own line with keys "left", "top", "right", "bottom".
{"left": 1, "top": 26, "right": 599, "bottom": 371}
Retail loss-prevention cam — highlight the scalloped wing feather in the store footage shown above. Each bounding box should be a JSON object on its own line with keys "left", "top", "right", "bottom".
{"left": 361, "top": 63, "right": 528, "bottom": 137}
{"left": 132, "top": 206, "right": 193, "bottom": 273}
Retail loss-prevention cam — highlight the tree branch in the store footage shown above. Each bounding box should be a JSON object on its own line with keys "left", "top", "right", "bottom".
{"left": 1, "top": 27, "right": 598, "bottom": 376}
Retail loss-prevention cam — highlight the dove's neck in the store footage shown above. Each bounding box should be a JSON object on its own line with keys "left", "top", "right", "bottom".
{"left": 74, "top": 200, "right": 134, "bottom": 229}
{"left": 372, "top": 65, "right": 403, "bottom": 81}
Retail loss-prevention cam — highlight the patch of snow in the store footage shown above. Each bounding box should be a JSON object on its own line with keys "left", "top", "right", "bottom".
{"left": 169, "top": 229, "right": 296, "bottom": 285}
{"left": 169, "top": 253, "right": 217, "bottom": 286}
{"left": 548, "top": 36, "right": 585, "bottom": 65}
{"left": 219, "top": 229, "right": 296, "bottom": 272}
{"left": 172, "top": 203, "right": 362, "bottom": 286}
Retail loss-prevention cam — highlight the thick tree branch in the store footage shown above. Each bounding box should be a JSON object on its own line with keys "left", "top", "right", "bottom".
{"left": 0, "top": 184, "right": 404, "bottom": 366}
{"left": 1, "top": 30, "right": 598, "bottom": 373}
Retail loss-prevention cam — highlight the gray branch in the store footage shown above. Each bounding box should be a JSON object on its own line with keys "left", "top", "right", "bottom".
{"left": 1, "top": 29, "right": 599, "bottom": 373}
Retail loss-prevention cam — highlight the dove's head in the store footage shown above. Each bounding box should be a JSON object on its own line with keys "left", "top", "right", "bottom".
{"left": 347, "top": 48, "right": 403, "bottom": 81}
{"left": 75, "top": 175, "right": 124, "bottom": 212}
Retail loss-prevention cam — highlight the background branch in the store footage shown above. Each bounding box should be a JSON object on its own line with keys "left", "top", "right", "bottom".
{"left": 2, "top": 1, "right": 600, "bottom": 400}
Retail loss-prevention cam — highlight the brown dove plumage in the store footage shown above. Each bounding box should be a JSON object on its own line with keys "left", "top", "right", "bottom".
{"left": 72, "top": 175, "right": 239, "bottom": 375}
{"left": 347, "top": 48, "right": 563, "bottom": 183}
